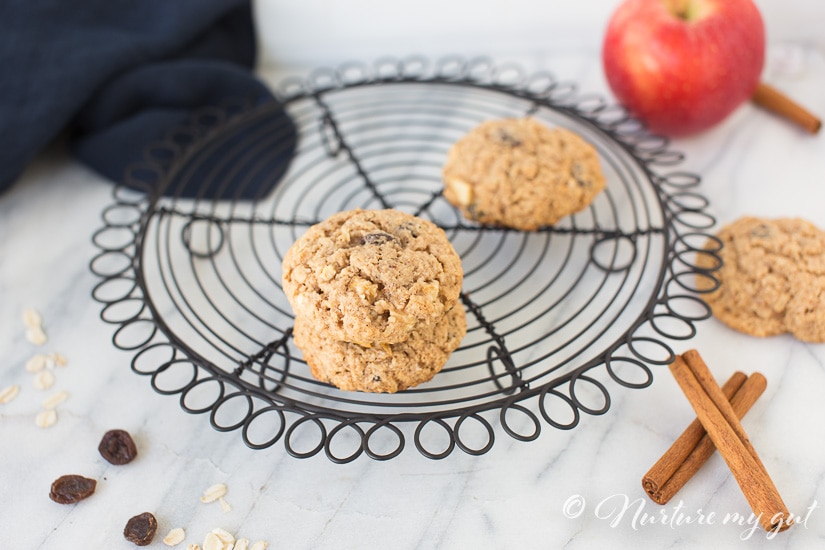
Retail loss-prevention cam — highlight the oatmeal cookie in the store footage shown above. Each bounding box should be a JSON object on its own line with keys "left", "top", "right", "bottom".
{"left": 294, "top": 304, "right": 466, "bottom": 393}
{"left": 282, "top": 209, "right": 463, "bottom": 345}
{"left": 697, "top": 216, "right": 825, "bottom": 342}
{"left": 442, "top": 117, "right": 606, "bottom": 230}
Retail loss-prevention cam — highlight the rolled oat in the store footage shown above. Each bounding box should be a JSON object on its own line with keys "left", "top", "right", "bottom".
{"left": 0, "top": 384, "right": 20, "bottom": 404}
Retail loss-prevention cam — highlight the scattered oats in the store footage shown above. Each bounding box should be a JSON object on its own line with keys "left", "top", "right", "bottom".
{"left": 22, "top": 308, "right": 43, "bottom": 329}
{"left": 200, "top": 483, "right": 227, "bottom": 503}
{"left": 0, "top": 384, "right": 21, "bottom": 404}
{"left": 25, "top": 353, "right": 48, "bottom": 373}
{"left": 219, "top": 496, "right": 232, "bottom": 513}
{"left": 43, "top": 390, "right": 69, "bottom": 410}
{"left": 210, "top": 528, "right": 235, "bottom": 545}
{"left": 33, "top": 370, "right": 56, "bottom": 390}
{"left": 234, "top": 539, "right": 249, "bottom": 550}
{"left": 26, "top": 327, "right": 48, "bottom": 346}
{"left": 249, "top": 541, "right": 269, "bottom": 550}
{"left": 163, "top": 527, "right": 186, "bottom": 546}
{"left": 186, "top": 545, "right": 200, "bottom": 550}
{"left": 202, "top": 533, "right": 224, "bottom": 550}
{"left": 36, "top": 408, "right": 57, "bottom": 428}
{"left": 49, "top": 352, "right": 68, "bottom": 367}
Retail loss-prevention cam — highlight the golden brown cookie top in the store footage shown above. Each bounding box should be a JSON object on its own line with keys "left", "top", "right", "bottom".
{"left": 697, "top": 216, "right": 825, "bottom": 342}
{"left": 442, "top": 117, "right": 606, "bottom": 230}
{"left": 282, "top": 209, "right": 463, "bottom": 345}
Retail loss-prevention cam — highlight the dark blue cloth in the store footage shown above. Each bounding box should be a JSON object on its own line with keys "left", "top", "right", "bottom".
{"left": 0, "top": 0, "right": 295, "bottom": 198}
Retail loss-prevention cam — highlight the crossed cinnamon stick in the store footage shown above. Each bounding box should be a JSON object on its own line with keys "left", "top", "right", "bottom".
{"left": 643, "top": 350, "right": 793, "bottom": 533}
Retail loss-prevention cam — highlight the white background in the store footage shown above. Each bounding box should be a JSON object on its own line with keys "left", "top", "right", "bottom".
{"left": 254, "top": 0, "right": 825, "bottom": 68}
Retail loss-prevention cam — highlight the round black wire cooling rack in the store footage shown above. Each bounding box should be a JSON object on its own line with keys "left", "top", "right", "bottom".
{"left": 90, "top": 56, "right": 720, "bottom": 462}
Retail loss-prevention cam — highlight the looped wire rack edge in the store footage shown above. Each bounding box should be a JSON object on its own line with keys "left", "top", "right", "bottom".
{"left": 89, "top": 55, "right": 721, "bottom": 463}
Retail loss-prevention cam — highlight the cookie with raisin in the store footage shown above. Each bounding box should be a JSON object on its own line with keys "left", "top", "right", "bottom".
{"left": 442, "top": 118, "right": 606, "bottom": 230}
{"left": 696, "top": 216, "right": 825, "bottom": 342}
{"left": 282, "top": 209, "right": 463, "bottom": 345}
{"left": 294, "top": 304, "right": 466, "bottom": 393}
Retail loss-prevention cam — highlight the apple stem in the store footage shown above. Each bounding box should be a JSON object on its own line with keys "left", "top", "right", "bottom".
{"left": 665, "top": 0, "right": 696, "bottom": 21}
{"left": 752, "top": 82, "right": 822, "bottom": 135}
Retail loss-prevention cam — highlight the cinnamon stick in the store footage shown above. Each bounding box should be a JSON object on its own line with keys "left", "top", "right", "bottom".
{"left": 668, "top": 351, "right": 792, "bottom": 533}
{"left": 643, "top": 370, "right": 767, "bottom": 504}
{"left": 752, "top": 81, "right": 822, "bottom": 134}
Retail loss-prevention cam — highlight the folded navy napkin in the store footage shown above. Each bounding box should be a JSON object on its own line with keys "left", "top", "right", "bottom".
{"left": 0, "top": 0, "right": 296, "bottom": 198}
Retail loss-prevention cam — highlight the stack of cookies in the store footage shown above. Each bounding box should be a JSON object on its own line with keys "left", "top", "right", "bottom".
{"left": 282, "top": 209, "right": 466, "bottom": 393}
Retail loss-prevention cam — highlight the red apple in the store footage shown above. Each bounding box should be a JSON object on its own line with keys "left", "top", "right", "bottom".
{"left": 602, "top": 0, "right": 765, "bottom": 136}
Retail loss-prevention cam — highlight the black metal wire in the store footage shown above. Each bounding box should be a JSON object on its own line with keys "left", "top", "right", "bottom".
{"left": 89, "top": 56, "right": 720, "bottom": 462}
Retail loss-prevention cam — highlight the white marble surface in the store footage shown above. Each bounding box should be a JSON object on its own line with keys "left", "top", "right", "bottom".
{"left": 3, "top": 21, "right": 825, "bottom": 550}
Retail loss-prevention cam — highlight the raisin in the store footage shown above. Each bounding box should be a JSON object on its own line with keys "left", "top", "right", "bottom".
{"left": 571, "top": 163, "right": 592, "bottom": 188}
{"left": 361, "top": 232, "right": 395, "bottom": 245}
{"left": 123, "top": 512, "right": 157, "bottom": 546}
{"left": 99, "top": 429, "right": 138, "bottom": 465}
{"left": 399, "top": 221, "right": 419, "bottom": 237}
{"left": 494, "top": 128, "right": 522, "bottom": 147}
{"left": 750, "top": 223, "right": 773, "bottom": 239}
{"left": 49, "top": 474, "right": 97, "bottom": 504}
